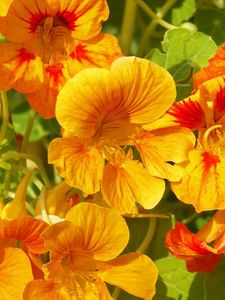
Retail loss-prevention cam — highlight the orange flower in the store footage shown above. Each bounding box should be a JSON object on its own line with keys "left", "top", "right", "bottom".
{"left": 0, "top": 216, "right": 49, "bottom": 277}
{"left": 165, "top": 222, "right": 221, "bottom": 272}
{"left": 193, "top": 43, "right": 225, "bottom": 89}
{"left": 0, "top": 0, "right": 121, "bottom": 118}
{"left": 167, "top": 76, "right": 225, "bottom": 211}
{"left": 24, "top": 203, "right": 158, "bottom": 300}
{"left": 49, "top": 57, "right": 194, "bottom": 213}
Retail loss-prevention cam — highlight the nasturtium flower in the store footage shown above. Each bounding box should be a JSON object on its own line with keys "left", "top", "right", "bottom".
{"left": 165, "top": 222, "right": 222, "bottom": 272}
{"left": 49, "top": 57, "right": 194, "bottom": 213}
{"left": 167, "top": 76, "right": 225, "bottom": 211}
{"left": 0, "top": 247, "right": 33, "bottom": 300}
{"left": 0, "top": 216, "right": 49, "bottom": 282}
{"left": 194, "top": 43, "right": 225, "bottom": 89}
{"left": 0, "top": 0, "right": 121, "bottom": 118}
{"left": 24, "top": 203, "right": 158, "bottom": 300}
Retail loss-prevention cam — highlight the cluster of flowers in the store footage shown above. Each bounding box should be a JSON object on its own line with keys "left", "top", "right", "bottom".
{"left": 165, "top": 43, "right": 225, "bottom": 273}
{"left": 1, "top": 0, "right": 225, "bottom": 299}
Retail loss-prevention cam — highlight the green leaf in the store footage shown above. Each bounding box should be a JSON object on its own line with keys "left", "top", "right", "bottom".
{"left": 195, "top": 9, "right": 225, "bottom": 45}
{"left": 154, "top": 256, "right": 225, "bottom": 300}
{"left": 147, "top": 28, "right": 217, "bottom": 99}
{"left": 171, "top": 0, "right": 196, "bottom": 26}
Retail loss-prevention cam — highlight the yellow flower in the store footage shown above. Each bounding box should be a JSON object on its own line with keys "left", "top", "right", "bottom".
{"left": 49, "top": 56, "right": 194, "bottom": 214}
{"left": 24, "top": 203, "right": 158, "bottom": 300}
{"left": 169, "top": 76, "right": 225, "bottom": 211}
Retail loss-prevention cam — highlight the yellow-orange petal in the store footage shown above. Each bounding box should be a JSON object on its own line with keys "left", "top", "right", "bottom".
{"left": 65, "top": 202, "right": 130, "bottom": 261}
{"left": 197, "top": 210, "right": 225, "bottom": 243}
{"left": 133, "top": 128, "right": 195, "bottom": 181}
{"left": 48, "top": 136, "right": 104, "bottom": 194}
{"left": 68, "top": 33, "right": 122, "bottom": 73}
{"left": 0, "top": 247, "right": 33, "bottom": 300}
{"left": 26, "top": 62, "right": 70, "bottom": 119}
{"left": 109, "top": 56, "right": 176, "bottom": 125}
{"left": 0, "top": 0, "right": 13, "bottom": 16}
{"left": 5, "top": 216, "right": 49, "bottom": 254}
{"left": 0, "top": 44, "right": 43, "bottom": 93}
{"left": 171, "top": 148, "right": 225, "bottom": 212}
{"left": 101, "top": 151, "right": 165, "bottom": 214}
{"left": 0, "top": 171, "right": 34, "bottom": 220}
{"left": 56, "top": 57, "right": 176, "bottom": 139}
{"left": 68, "top": 0, "right": 109, "bottom": 40}
{"left": 23, "top": 280, "right": 69, "bottom": 300}
{"left": 42, "top": 220, "right": 83, "bottom": 256}
{"left": 98, "top": 252, "right": 158, "bottom": 300}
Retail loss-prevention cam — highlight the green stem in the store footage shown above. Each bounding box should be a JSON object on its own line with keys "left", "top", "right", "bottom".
{"left": 2, "top": 151, "right": 52, "bottom": 189}
{"left": 21, "top": 110, "right": 36, "bottom": 153}
{"left": 137, "top": 218, "right": 157, "bottom": 253}
{"left": 183, "top": 212, "right": 201, "bottom": 225}
{"left": 0, "top": 91, "right": 9, "bottom": 144}
{"left": 169, "top": 214, "right": 176, "bottom": 228}
{"left": 112, "top": 287, "right": 121, "bottom": 300}
{"left": 120, "top": 0, "right": 137, "bottom": 54}
{"left": 137, "top": 0, "right": 178, "bottom": 56}
{"left": 135, "top": 0, "right": 176, "bottom": 30}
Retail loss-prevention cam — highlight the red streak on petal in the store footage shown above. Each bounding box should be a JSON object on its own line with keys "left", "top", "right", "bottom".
{"left": 45, "top": 63, "right": 63, "bottom": 83}
{"left": 70, "top": 44, "right": 95, "bottom": 65}
{"left": 202, "top": 151, "right": 220, "bottom": 173}
{"left": 168, "top": 99, "right": 206, "bottom": 130}
{"left": 214, "top": 85, "right": 225, "bottom": 122}
{"left": 17, "top": 47, "right": 36, "bottom": 64}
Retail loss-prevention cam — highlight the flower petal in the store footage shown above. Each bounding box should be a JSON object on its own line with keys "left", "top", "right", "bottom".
{"left": 48, "top": 136, "right": 104, "bottom": 194}
{"left": 98, "top": 253, "right": 158, "bottom": 299}
{"left": 5, "top": 216, "right": 49, "bottom": 254}
{"left": 165, "top": 222, "right": 221, "bottom": 272}
{"left": 133, "top": 128, "right": 195, "bottom": 181}
{"left": 56, "top": 57, "right": 176, "bottom": 139}
{"left": 101, "top": 152, "right": 165, "bottom": 214}
{"left": 171, "top": 148, "right": 225, "bottom": 212}
{"left": 0, "top": 44, "right": 43, "bottom": 93}
{"left": 26, "top": 62, "right": 70, "bottom": 119}
{"left": 65, "top": 202, "right": 129, "bottom": 261}
{"left": 193, "top": 43, "right": 225, "bottom": 89}
{"left": 197, "top": 210, "right": 225, "bottom": 243}
{"left": 23, "top": 280, "right": 70, "bottom": 300}
{"left": 0, "top": 247, "right": 33, "bottom": 300}
{"left": 68, "top": 33, "right": 122, "bottom": 72}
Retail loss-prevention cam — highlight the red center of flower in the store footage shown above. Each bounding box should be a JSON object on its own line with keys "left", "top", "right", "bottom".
{"left": 29, "top": 10, "right": 77, "bottom": 33}
{"left": 202, "top": 151, "right": 220, "bottom": 172}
